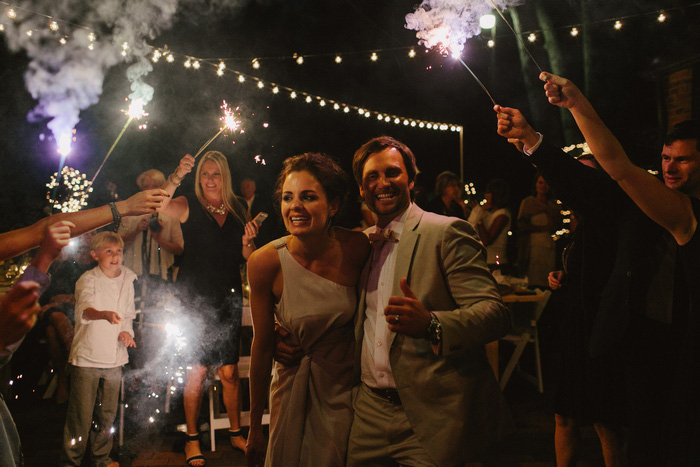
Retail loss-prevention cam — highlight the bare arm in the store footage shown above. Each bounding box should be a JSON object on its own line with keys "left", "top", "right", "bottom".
{"left": 0, "top": 189, "right": 167, "bottom": 261}
{"left": 541, "top": 72, "right": 696, "bottom": 244}
{"left": 151, "top": 219, "right": 185, "bottom": 255}
{"left": 246, "top": 246, "right": 280, "bottom": 466}
{"left": 476, "top": 214, "right": 509, "bottom": 246}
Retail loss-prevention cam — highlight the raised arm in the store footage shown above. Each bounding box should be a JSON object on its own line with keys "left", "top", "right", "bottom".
{"left": 159, "top": 154, "right": 195, "bottom": 223}
{"left": 245, "top": 246, "right": 280, "bottom": 467}
{"left": 495, "top": 105, "right": 630, "bottom": 218}
{"left": 0, "top": 189, "right": 167, "bottom": 261}
{"left": 541, "top": 72, "right": 696, "bottom": 244}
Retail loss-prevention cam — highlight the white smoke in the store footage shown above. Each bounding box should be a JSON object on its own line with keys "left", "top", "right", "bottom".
{"left": 1, "top": 0, "right": 179, "bottom": 153}
{"left": 405, "top": 0, "right": 522, "bottom": 55}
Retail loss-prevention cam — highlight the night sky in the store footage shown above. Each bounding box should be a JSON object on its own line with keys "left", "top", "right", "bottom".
{"left": 1, "top": 0, "right": 698, "bottom": 233}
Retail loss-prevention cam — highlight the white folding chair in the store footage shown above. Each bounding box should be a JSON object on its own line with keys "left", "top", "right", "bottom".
{"left": 500, "top": 289, "right": 551, "bottom": 393}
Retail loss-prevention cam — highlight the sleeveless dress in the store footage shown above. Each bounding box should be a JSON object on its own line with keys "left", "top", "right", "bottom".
{"left": 265, "top": 238, "right": 357, "bottom": 467}
{"left": 176, "top": 192, "right": 246, "bottom": 365}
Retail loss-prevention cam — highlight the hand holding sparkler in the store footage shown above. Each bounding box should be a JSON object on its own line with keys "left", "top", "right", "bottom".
{"left": 121, "top": 189, "right": 170, "bottom": 216}
{"left": 494, "top": 104, "right": 540, "bottom": 152}
{"left": 541, "top": 72, "right": 585, "bottom": 110}
{"left": 173, "top": 154, "right": 195, "bottom": 183}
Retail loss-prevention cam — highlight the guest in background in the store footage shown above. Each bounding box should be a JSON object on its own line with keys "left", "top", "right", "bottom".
{"left": 425, "top": 171, "right": 467, "bottom": 219}
{"left": 467, "top": 179, "right": 512, "bottom": 271}
{"left": 240, "top": 178, "right": 278, "bottom": 247}
{"left": 119, "top": 170, "right": 183, "bottom": 297}
{"left": 517, "top": 173, "right": 560, "bottom": 287}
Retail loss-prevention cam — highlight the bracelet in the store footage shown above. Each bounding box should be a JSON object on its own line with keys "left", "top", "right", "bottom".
{"left": 168, "top": 171, "right": 182, "bottom": 187}
{"left": 243, "top": 241, "right": 254, "bottom": 248}
{"left": 109, "top": 202, "right": 122, "bottom": 231}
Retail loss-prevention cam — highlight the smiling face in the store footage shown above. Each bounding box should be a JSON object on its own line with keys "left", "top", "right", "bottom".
{"left": 360, "top": 147, "right": 414, "bottom": 227}
{"left": 91, "top": 241, "right": 123, "bottom": 278}
{"left": 281, "top": 170, "right": 338, "bottom": 237}
{"left": 662, "top": 139, "right": 700, "bottom": 196}
{"left": 199, "top": 160, "right": 223, "bottom": 200}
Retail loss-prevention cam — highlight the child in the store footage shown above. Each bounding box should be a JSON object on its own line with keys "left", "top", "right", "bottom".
{"left": 60, "top": 232, "right": 137, "bottom": 467}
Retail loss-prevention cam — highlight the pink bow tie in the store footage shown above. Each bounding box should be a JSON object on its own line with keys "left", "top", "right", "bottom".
{"left": 368, "top": 229, "right": 398, "bottom": 250}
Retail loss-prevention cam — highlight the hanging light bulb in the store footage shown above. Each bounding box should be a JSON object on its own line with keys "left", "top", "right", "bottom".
{"left": 527, "top": 33, "right": 537, "bottom": 42}
{"left": 335, "top": 55, "right": 342, "bottom": 63}
{"left": 487, "top": 39, "right": 495, "bottom": 48}
{"left": 614, "top": 20, "right": 623, "bottom": 30}
{"left": 49, "top": 21, "right": 59, "bottom": 31}
{"left": 408, "top": 49, "right": 416, "bottom": 58}
{"left": 570, "top": 27, "right": 579, "bottom": 37}
{"left": 657, "top": 12, "right": 667, "bottom": 22}
{"left": 370, "top": 52, "right": 378, "bottom": 62}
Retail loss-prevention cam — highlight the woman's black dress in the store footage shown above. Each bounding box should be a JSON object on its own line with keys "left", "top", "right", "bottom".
{"left": 177, "top": 192, "right": 246, "bottom": 366}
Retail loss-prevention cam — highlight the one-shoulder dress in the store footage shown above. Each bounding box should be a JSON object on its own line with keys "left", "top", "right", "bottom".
{"left": 265, "top": 238, "right": 357, "bottom": 467}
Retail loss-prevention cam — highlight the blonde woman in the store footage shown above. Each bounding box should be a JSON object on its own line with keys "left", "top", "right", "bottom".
{"left": 161, "top": 151, "right": 258, "bottom": 467}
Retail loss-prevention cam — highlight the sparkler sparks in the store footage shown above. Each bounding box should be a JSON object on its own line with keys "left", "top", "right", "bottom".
{"left": 46, "top": 166, "right": 92, "bottom": 213}
{"left": 405, "top": 1, "right": 514, "bottom": 106}
{"left": 193, "top": 101, "right": 243, "bottom": 159}
{"left": 57, "top": 132, "right": 73, "bottom": 156}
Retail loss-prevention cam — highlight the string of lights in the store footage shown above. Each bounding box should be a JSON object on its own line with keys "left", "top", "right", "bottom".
{"left": 3, "top": 1, "right": 695, "bottom": 58}
{"left": 1, "top": 2, "right": 697, "bottom": 133}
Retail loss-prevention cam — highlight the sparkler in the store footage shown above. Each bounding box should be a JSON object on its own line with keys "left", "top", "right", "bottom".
{"left": 90, "top": 98, "right": 148, "bottom": 184}
{"left": 406, "top": 4, "right": 498, "bottom": 106}
{"left": 193, "top": 101, "right": 242, "bottom": 159}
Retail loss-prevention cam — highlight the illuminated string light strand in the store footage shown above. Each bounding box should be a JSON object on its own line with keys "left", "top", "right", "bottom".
{"left": 2, "top": 2, "right": 695, "bottom": 58}
{"left": 183, "top": 59, "right": 463, "bottom": 131}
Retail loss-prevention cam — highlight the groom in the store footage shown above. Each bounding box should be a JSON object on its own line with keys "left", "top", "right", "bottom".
{"left": 346, "top": 136, "right": 512, "bottom": 466}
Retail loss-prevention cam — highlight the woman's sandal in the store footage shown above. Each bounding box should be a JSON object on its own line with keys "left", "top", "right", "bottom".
{"left": 185, "top": 433, "right": 205, "bottom": 467}
{"left": 229, "top": 429, "right": 246, "bottom": 452}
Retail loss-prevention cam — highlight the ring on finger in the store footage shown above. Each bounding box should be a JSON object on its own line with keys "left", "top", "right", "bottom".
{"left": 394, "top": 314, "right": 400, "bottom": 324}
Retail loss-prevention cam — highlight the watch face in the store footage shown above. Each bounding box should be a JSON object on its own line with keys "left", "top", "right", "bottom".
{"left": 427, "top": 315, "right": 442, "bottom": 345}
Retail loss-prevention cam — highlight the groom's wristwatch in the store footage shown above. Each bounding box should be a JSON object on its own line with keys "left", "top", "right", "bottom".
{"left": 425, "top": 312, "right": 442, "bottom": 346}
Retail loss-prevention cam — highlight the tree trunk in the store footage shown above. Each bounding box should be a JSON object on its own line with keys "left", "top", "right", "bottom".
{"left": 509, "top": 7, "right": 543, "bottom": 126}
{"left": 534, "top": 1, "right": 578, "bottom": 143}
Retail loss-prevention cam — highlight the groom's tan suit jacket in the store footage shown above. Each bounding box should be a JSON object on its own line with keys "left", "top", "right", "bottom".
{"left": 354, "top": 204, "right": 513, "bottom": 466}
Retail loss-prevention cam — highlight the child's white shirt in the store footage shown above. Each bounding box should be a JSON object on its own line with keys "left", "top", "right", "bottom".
{"left": 69, "top": 265, "right": 137, "bottom": 368}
